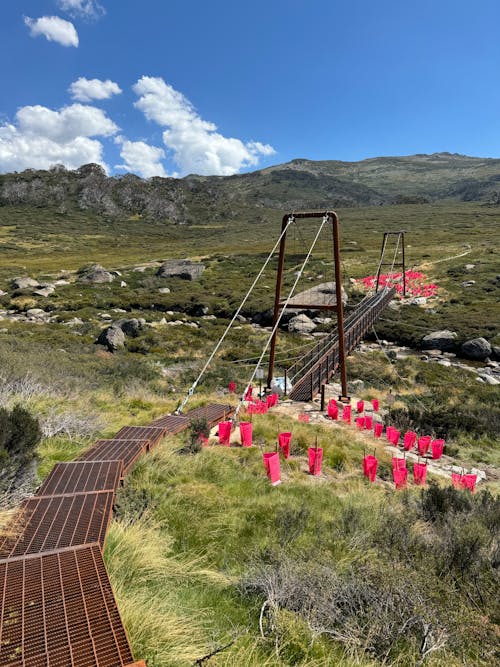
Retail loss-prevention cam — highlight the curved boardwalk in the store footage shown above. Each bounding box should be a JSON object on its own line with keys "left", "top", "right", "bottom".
{"left": 0, "top": 403, "right": 233, "bottom": 667}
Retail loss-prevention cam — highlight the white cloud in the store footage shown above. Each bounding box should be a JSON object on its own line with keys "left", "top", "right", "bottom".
{"left": 0, "top": 103, "right": 118, "bottom": 173}
{"left": 24, "top": 15, "right": 79, "bottom": 47}
{"left": 132, "top": 76, "right": 275, "bottom": 176}
{"left": 114, "top": 137, "right": 167, "bottom": 178}
{"left": 57, "top": 0, "right": 105, "bottom": 20}
{"left": 69, "top": 77, "right": 122, "bottom": 102}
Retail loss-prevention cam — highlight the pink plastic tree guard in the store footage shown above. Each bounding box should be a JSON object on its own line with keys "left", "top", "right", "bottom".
{"left": 403, "top": 431, "right": 417, "bottom": 451}
{"left": 390, "top": 429, "right": 401, "bottom": 446}
{"left": 266, "top": 394, "right": 273, "bottom": 407}
{"left": 278, "top": 432, "right": 292, "bottom": 459}
{"left": 413, "top": 462, "right": 427, "bottom": 485}
{"left": 356, "top": 416, "right": 365, "bottom": 430}
{"left": 386, "top": 426, "right": 395, "bottom": 442}
{"left": 298, "top": 413, "right": 310, "bottom": 422}
{"left": 461, "top": 474, "right": 477, "bottom": 492}
{"left": 417, "top": 435, "right": 431, "bottom": 456}
{"left": 239, "top": 422, "right": 253, "bottom": 447}
{"left": 244, "top": 386, "right": 253, "bottom": 401}
{"left": 392, "top": 457, "right": 407, "bottom": 470}
{"left": 393, "top": 467, "right": 408, "bottom": 489}
{"left": 451, "top": 472, "right": 463, "bottom": 488}
{"left": 364, "top": 415, "right": 373, "bottom": 430}
{"left": 431, "top": 439, "right": 445, "bottom": 459}
{"left": 228, "top": 381, "right": 236, "bottom": 393}
{"left": 372, "top": 399, "right": 380, "bottom": 412}
{"left": 308, "top": 447, "right": 323, "bottom": 475}
{"left": 356, "top": 400, "right": 364, "bottom": 413}
{"left": 373, "top": 422, "right": 384, "bottom": 438}
{"left": 327, "top": 402, "right": 338, "bottom": 420}
{"left": 263, "top": 452, "right": 281, "bottom": 485}
{"left": 362, "top": 455, "right": 378, "bottom": 482}
{"left": 269, "top": 393, "right": 279, "bottom": 407}
{"left": 218, "top": 421, "right": 232, "bottom": 446}
{"left": 198, "top": 434, "right": 209, "bottom": 447}
{"left": 342, "top": 405, "right": 352, "bottom": 424}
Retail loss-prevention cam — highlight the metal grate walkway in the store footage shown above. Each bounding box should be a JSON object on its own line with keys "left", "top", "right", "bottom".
{"left": 0, "top": 403, "right": 235, "bottom": 667}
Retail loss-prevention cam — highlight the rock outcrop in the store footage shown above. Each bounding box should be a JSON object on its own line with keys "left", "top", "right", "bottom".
{"left": 77, "top": 264, "right": 114, "bottom": 284}
{"left": 461, "top": 337, "right": 492, "bottom": 361}
{"left": 156, "top": 260, "right": 205, "bottom": 281}
{"left": 421, "top": 330, "right": 458, "bottom": 352}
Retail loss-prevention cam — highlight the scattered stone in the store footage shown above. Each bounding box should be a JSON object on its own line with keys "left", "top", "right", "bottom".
{"left": 77, "top": 264, "right": 114, "bottom": 284}
{"left": 26, "top": 308, "right": 47, "bottom": 319}
{"left": 33, "top": 287, "right": 55, "bottom": 297}
{"left": 347, "top": 379, "right": 364, "bottom": 393}
{"left": 156, "top": 259, "right": 205, "bottom": 281}
{"left": 461, "top": 337, "right": 492, "bottom": 361}
{"left": 120, "top": 281, "right": 127, "bottom": 287}
{"left": 62, "top": 317, "right": 84, "bottom": 326}
{"left": 412, "top": 297, "right": 427, "bottom": 305}
{"left": 100, "top": 313, "right": 112, "bottom": 320}
{"left": 158, "top": 287, "right": 171, "bottom": 294}
{"left": 96, "top": 326, "right": 125, "bottom": 351}
{"left": 421, "top": 330, "right": 458, "bottom": 352}
{"left": 288, "top": 314, "right": 316, "bottom": 334}
{"left": 491, "top": 346, "right": 500, "bottom": 361}
{"left": 117, "top": 318, "right": 143, "bottom": 337}
{"left": 0, "top": 290, "right": 6, "bottom": 296}
{"left": 111, "top": 270, "right": 122, "bottom": 277}
{"left": 112, "top": 308, "right": 127, "bottom": 313}
{"left": 460, "top": 280, "right": 476, "bottom": 287}
{"left": 202, "top": 314, "right": 217, "bottom": 320}
{"left": 54, "top": 279, "right": 70, "bottom": 286}
{"left": 133, "top": 266, "right": 147, "bottom": 272}
{"left": 480, "top": 374, "right": 500, "bottom": 385}
{"left": 426, "top": 349, "right": 443, "bottom": 358}
{"left": 235, "top": 314, "right": 247, "bottom": 323}
{"left": 438, "top": 359, "right": 451, "bottom": 367}
{"left": 12, "top": 277, "right": 39, "bottom": 289}
{"left": 464, "top": 264, "right": 475, "bottom": 270}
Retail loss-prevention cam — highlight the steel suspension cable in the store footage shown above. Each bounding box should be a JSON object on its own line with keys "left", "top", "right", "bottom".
{"left": 235, "top": 215, "right": 329, "bottom": 418}
{"left": 175, "top": 215, "right": 295, "bottom": 414}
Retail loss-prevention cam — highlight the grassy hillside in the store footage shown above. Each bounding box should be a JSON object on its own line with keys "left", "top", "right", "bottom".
{"left": 0, "top": 156, "right": 498, "bottom": 665}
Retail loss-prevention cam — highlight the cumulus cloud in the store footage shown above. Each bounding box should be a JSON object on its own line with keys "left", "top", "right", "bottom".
{"left": 0, "top": 103, "right": 118, "bottom": 173}
{"left": 114, "top": 137, "right": 167, "bottom": 178}
{"left": 132, "top": 76, "right": 275, "bottom": 176}
{"left": 57, "top": 0, "right": 105, "bottom": 20}
{"left": 24, "top": 15, "right": 79, "bottom": 47}
{"left": 69, "top": 77, "right": 122, "bottom": 102}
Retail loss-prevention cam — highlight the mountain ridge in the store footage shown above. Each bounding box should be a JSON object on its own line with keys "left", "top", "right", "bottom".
{"left": 1, "top": 152, "right": 500, "bottom": 222}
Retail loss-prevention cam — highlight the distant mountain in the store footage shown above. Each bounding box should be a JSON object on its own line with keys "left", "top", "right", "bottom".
{"left": 1, "top": 153, "right": 500, "bottom": 222}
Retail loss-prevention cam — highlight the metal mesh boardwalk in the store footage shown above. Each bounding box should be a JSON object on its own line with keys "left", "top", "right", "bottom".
{"left": 185, "top": 403, "right": 234, "bottom": 426}
{"left": 77, "top": 439, "right": 148, "bottom": 473}
{"left": 113, "top": 426, "right": 165, "bottom": 446}
{"left": 0, "top": 492, "right": 114, "bottom": 558}
{"left": 0, "top": 544, "right": 134, "bottom": 667}
{"left": 0, "top": 403, "right": 233, "bottom": 666}
{"left": 37, "top": 461, "right": 123, "bottom": 497}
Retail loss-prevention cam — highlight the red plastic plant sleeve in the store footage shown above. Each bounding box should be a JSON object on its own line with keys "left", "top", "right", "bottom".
{"left": 362, "top": 454, "right": 378, "bottom": 482}
{"left": 308, "top": 447, "right": 323, "bottom": 475}
{"left": 239, "top": 422, "right": 252, "bottom": 447}
{"left": 218, "top": 421, "right": 232, "bottom": 446}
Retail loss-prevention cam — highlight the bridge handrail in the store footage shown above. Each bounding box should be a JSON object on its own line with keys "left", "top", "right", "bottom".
{"left": 287, "top": 289, "right": 394, "bottom": 383}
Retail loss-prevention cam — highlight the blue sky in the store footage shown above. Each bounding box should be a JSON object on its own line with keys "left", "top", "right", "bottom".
{"left": 1, "top": 0, "right": 499, "bottom": 177}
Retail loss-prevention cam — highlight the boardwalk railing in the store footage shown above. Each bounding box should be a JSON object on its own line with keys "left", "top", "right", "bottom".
{"left": 288, "top": 288, "right": 395, "bottom": 401}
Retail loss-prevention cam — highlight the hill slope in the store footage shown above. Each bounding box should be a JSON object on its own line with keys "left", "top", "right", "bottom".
{"left": 2, "top": 153, "right": 500, "bottom": 223}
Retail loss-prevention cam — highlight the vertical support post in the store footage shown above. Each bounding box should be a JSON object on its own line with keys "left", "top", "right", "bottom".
{"left": 284, "top": 369, "right": 288, "bottom": 396}
{"left": 331, "top": 212, "right": 349, "bottom": 400}
{"left": 267, "top": 214, "right": 290, "bottom": 388}
{"left": 321, "top": 384, "right": 326, "bottom": 412}
{"left": 375, "top": 233, "right": 388, "bottom": 293}
{"left": 401, "top": 231, "right": 406, "bottom": 297}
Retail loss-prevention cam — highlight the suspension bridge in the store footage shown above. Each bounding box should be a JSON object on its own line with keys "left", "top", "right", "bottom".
{"left": 0, "top": 210, "right": 400, "bottom": 667}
